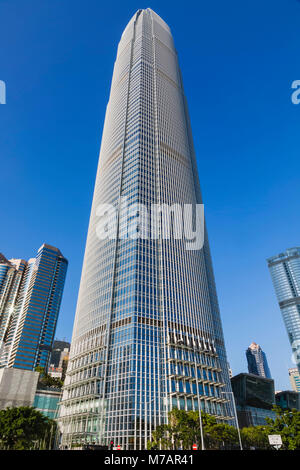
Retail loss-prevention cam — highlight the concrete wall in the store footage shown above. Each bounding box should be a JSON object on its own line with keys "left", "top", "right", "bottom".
{"left": 0, "top": 368, "right": 39, "bottom": 409}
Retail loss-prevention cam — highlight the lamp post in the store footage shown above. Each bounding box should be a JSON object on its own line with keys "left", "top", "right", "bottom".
{"left": 221, "top": 391, "right": 243, "bottom": 450}
{"left": 145, "top": 398, "right": 155, "bottom": 449}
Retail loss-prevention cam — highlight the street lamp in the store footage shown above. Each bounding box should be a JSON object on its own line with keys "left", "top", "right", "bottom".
{"left": 221, "top": 391, "right": 243, "bottom": 450}
{"left": 196, "top": 394, "right": 205, "bottom": 450}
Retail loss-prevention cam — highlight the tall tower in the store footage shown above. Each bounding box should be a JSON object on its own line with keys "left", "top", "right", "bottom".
{"left": 0, "top": 244, "right": 68, "bottom": 370}
{"left": 267, "top": 247, "right": 300, "bottom": 372}
{"left": 246, "top": 342, "right": 272, "bottom": 379}
{"left": 267, "top": 248, "right": 300, "bottom": 374}
{"left": 59, "top": 9, "right": 233, "bottom": 450}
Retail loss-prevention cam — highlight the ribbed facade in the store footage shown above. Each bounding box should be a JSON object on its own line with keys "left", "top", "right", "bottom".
{"left": 267, "top": 247, "right": 300, "bottom": 374}
{"left": 0, "top": 244, "right": 68, "bottom": 370}
{"left": 59, "top": 9, "right": 233, "bottom": 450}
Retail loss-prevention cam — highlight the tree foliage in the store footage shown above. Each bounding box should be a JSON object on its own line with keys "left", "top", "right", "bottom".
{"left": 265, "top": 406, "right": 300, "bottom": 450}
{"left": 148, "top": 406, "right": 300, "bottom": 450}
{"left": 0, "top": 406, "right": 56, "bottom": 450}
{"left": 148, "top": 408, "right": 238, "bottom": 450}
{"left": 35, "top": 366, "right": 63, "bottom": 389}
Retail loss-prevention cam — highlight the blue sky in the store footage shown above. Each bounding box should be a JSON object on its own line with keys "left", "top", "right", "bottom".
{"left": 1, "top": 0, "right": 300, "bottom": 390}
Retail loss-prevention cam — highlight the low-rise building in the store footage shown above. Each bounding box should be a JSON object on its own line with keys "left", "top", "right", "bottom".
{"left": 33, "top": 386, "right": 62, "bottom": 419}
{"left": 0, "top": 368, "right": 39, "bottom": 409}
{"left": 275, "top": 390, "right": 300, "bottom": 411}
{"left": 231, "top": 372, "right": 276, "bottom": 427}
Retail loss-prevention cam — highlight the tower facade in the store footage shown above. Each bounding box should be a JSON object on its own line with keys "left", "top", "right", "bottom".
{"left": 267, "top": 248, "right": 300, "bottom": 374}
{"left": 0, "top": 244, "right": 68, "bottom": 370}
{"left": 59, "top": 9, "right": 233, "bottom": 450}
{"left": 246, "top": 342, "right": 271, "bottom": 379}
{"left": 288, "top": 367, "right": 300, "bottom": 393}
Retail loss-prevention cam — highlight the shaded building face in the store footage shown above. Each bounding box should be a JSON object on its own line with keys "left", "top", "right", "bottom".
{"left": 59, "top": 9, "right": 233, "bottom": 450}
{"left": 0, "top": 245, "right": 68, "bottom": 370}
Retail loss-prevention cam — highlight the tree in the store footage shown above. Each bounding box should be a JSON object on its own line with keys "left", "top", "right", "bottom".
{"left": 35, "top": 366, "right": 63, "bottom": 389}
{"left": 241, "top": 425, "right": 269, "bottom": 449}
{"left": 0, "top": 406, "right": 56, "bottom": 450}
{"left": 148, "top": 406, "right": 300, "bottom": 450}
{"left": 265, "top": 406, "right": 300, "bottom": 450}
{"left": 148, "top": 408, "right": 239, "bottom": 450}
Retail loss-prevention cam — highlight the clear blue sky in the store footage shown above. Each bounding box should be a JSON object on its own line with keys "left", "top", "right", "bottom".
{"left": 1, "top": 0, "right": 300, "bottom": 390}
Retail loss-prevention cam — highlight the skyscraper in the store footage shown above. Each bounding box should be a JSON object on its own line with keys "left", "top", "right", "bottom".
{"left": 59, "top": 9, "right": 233, "bottom": 450}
{"left": 267, "top": 248, "right": 300, "bottom": 374}
{"left": 0, "top": 244, "right": 68, "bottom": 370}
{"left": 246, "top": 342, "right": 271, "bottom": 379}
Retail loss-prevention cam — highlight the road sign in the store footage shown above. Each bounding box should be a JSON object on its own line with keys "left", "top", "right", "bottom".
{"left": 268, "top": 435, "right": 282, "bottom": 450}
{"left": 192, "top": 444, "right": 197, "bottom": 450}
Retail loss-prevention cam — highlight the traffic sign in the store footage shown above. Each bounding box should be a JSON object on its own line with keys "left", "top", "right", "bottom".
{"left": 268, "top": 434, "right": 282, "bottom": 450}
{"left": 192, "top": 444, "right": 197, "bottom": 450}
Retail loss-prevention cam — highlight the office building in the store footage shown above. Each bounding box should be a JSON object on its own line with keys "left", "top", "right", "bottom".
{"left": 50, "top": 340, "right": 70, "bottom": 368}
{"left": 246, "top": 342, "right": 271, "bottom": 379}
{"left": 0, "top": 244, "right": 68, "bottom": 370}
{"left": 49, "top": 340, "right": 70, "bottom": 381}
{"left": 289, "top": 367, "right": 300, "bottom": 393}
{"left": 267, "top": 248, "right": 300, "bottom": 373}
{"left": 275, "top": 390, "right": 300, "bottom": 411}
{"left": 59, "top": 9, "right": 233, "bottom": 449}
{"left": 231, "top": 373, "right": 276, "bottom": 427}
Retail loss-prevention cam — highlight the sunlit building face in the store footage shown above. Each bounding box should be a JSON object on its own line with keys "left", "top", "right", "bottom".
{"left": 59, "top": 9, "right": 233, "bottom": 450}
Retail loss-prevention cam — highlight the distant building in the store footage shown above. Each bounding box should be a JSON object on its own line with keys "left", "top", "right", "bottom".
{"left": 50, "top": 340, "right": 70, "bottom": 367}
{"left": 246, "top": 342, "right": 271, "bottom": 379}
{"left": 231, "top": 373, "right": 276, "bottom": 427}
{"left": 275, "top": 390, "right": 300, "bottom": 411}
{"left": 48, "top": 366, "right": 64, "bottom": 380}
{"left": 289, "top": 367, "right": 300, "bottom": 393}
{"left": 49, "top": 340, "right": 70, "bottom": 380}
{"left": 0, "top": 244, "right": 68, "bottom": 370}
{"left": 267, "top": 248, "right": 300, "bottom": 375}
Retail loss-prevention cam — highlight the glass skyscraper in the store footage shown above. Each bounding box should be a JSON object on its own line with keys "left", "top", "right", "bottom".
{"left": 0, "top": 244, "right": 68, "bottom": 370}
{"left": 288, "top": 368, "right": 300, "bottom": 393}
{"left": 59, "top": 9, "right": 233, "bottom": 450}
{"left": 267, "top": 247, "right": 300, "bottom": 374}
{"left": 246, "top": 342, "right": 271, "bottom": 379}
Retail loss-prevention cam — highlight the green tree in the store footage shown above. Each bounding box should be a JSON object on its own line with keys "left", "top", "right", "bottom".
{"left": 148, "top": 408, "right": 239, "bottom": 450}
{"left": 241, "top": 425, "right": 269, "bottom": 449}
{"left": 35, "top": 366, "right": 63, "bottom": 389}
{"left": 265, "top": 406, "right": 300, "bottom": 450}
{"left": 0, "top": 406, "right": 56, "bottom": 450}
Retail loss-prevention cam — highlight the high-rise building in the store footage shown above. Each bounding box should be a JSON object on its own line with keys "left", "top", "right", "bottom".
{"left": 246, "top": 342, "right": 271, "bottom": 379}
{"left": 59, "top": 9, "right": 233, "bottom": 450}
{"left": 289, "top": 367, "right": 300, "bottom": 393}
{"left": 0, "top": 244, "right": 68, "bottom": 370}
{"left": 267, "top": 248, "right": 300, "bottom": 373}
